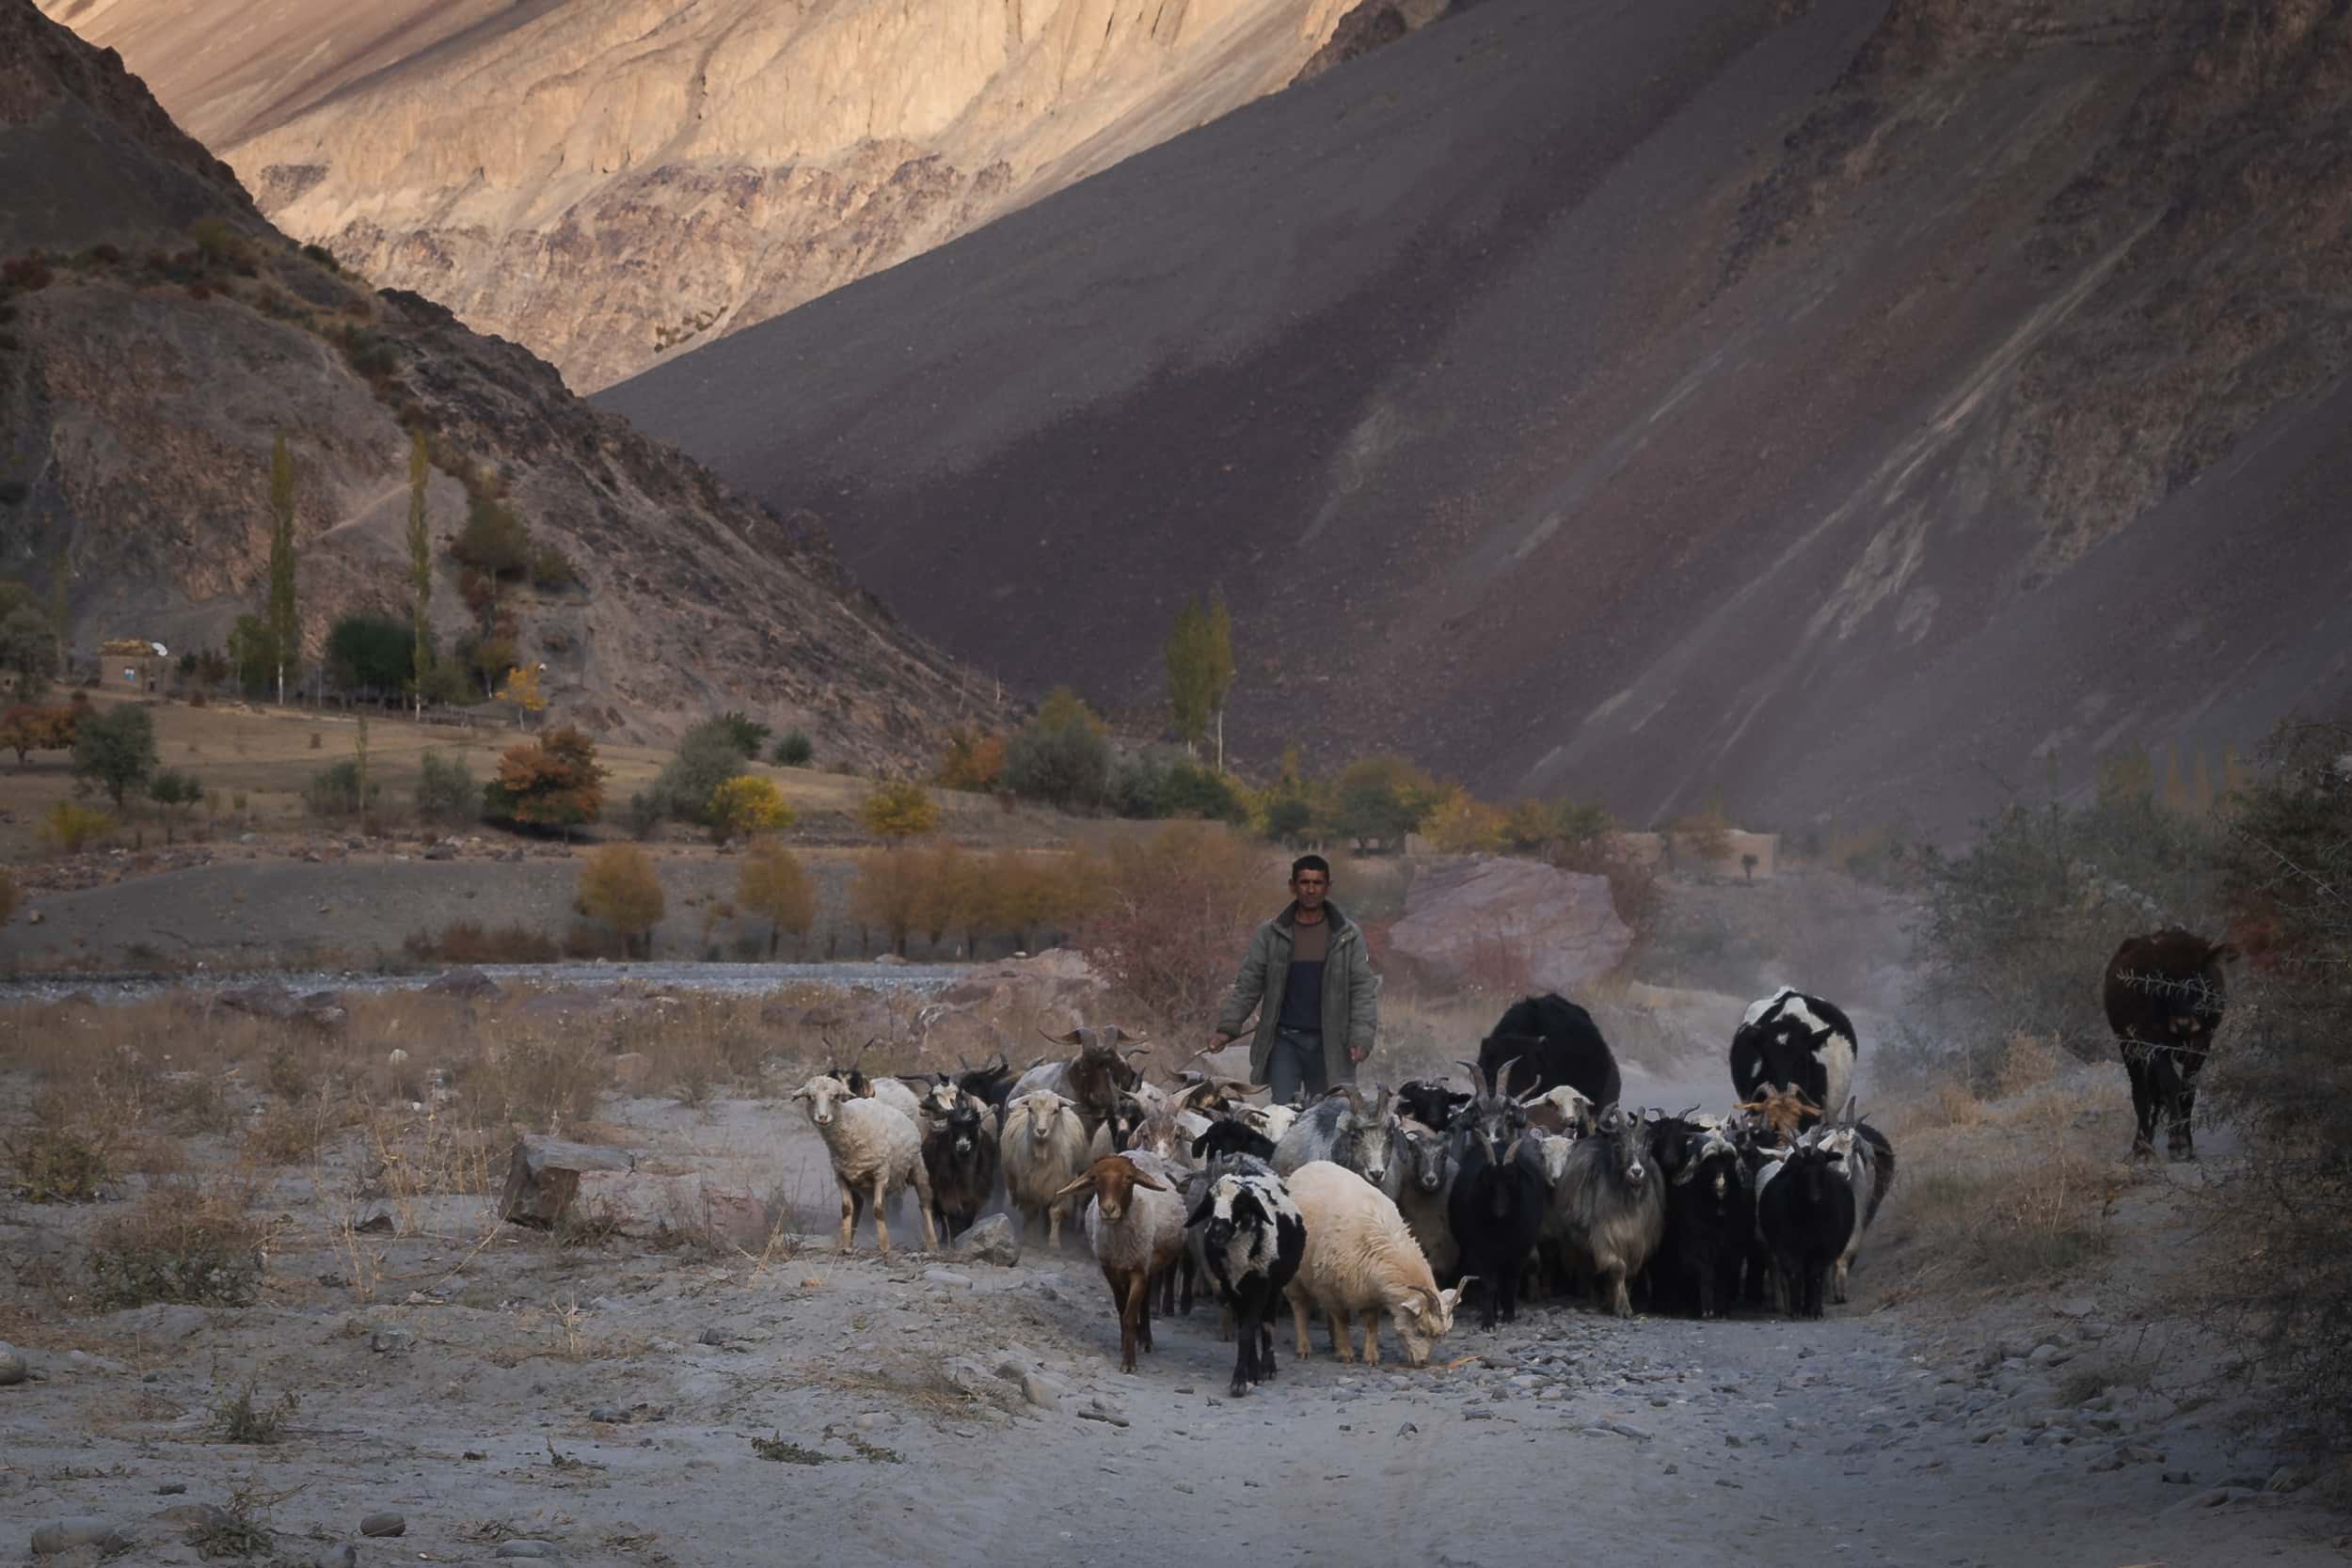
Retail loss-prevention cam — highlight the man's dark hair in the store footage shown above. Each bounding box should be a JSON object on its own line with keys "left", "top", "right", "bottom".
{"left": 1290, "top": 854, "right": 1331, "bottom": 882}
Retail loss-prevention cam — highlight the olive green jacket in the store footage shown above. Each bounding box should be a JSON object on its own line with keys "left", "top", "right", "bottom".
{"left": 1216, "top": 901, "right": 1378, "bottom": 1088}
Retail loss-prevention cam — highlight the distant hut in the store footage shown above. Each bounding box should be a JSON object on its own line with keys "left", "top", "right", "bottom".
{"left": 98, "top": 637, "right": 171, "bottom": 693}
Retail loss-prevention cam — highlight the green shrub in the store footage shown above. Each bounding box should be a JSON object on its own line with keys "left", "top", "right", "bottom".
{"left": 714, "top": 710, "right": 771, "bottom": 758}
{"left": 415, "top": 749, "right": 477, "bottom": 824}
{"left": 530, "top": 545, "right": 580, "bottom": 590}
{"left": 71, "top": 703, "right": 158, "bottom": 806}
{"left": 653, "top": 721, "right": 750, "bottom": 825}
{"left": 305, "top": 757, "right": 380, "bottom": 818}
{"left": 325, "top": 613, "right": 414, "bottom": 691}
{"left": 771, "top": 729, "right": 814, "bottom": 768}
{"left": 1907, "top": 770, "right": 2219, "bottom": 1073}
{"left": 1004, "top": 688, "right": 1111, "bottom": 809}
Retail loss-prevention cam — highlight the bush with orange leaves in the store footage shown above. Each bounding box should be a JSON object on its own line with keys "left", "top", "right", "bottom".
{"left": 484, "top": 724, "right": 607, "bottom": 830}
{"left": 1075, "top": 822, "right": 1274, "bottom": 1030}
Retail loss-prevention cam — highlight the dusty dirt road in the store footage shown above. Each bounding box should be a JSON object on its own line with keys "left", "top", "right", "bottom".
{"left": 3, "top": 1085, "right": 2342, "bottom": 1568}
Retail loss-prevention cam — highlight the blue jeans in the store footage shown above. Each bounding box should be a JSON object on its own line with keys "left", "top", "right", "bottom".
{"left": 1268, "top": 1029, "right": 1327, "bottom": 1105}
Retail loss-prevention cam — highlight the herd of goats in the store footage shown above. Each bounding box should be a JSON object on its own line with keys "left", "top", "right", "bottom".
{"left": 788, "top": 985, "right": 1894, "bottom": 1398}
{"left": 786, "top": 926, "right": 2233, "bottom": 1399}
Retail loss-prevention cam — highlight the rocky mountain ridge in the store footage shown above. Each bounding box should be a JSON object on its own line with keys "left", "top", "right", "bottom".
{"left": 1, "top": 0, "right": 1014, "bottom": 766}
{"left": 42, "top": 0, "right": 1453, "bottom": 390}
{"left": 605, "top": 0, "right": 2352, "bottom": 834}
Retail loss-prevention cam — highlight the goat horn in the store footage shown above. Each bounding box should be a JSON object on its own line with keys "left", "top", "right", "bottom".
{"left": 1456, "top": 1059, "right": 1488, "bottom": 1096}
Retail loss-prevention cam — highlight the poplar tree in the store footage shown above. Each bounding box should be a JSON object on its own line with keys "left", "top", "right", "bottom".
{"left": 267, "top": 434, "right": 297, "bottom": 705}
{"left": 406, "top": 431, "right": 433, "bottom": 717}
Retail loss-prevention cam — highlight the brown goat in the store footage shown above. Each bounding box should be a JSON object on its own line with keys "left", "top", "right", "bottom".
{"left": 1054, "top": 1153, "right": 1186, "bottom": 1372}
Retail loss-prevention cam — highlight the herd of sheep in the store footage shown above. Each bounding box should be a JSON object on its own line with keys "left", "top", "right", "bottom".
{"left": 791, "top": 990, "right": 1896, "bottom": 1398}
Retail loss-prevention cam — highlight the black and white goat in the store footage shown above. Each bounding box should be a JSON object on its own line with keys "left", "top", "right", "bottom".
{"left": 1186, "top": 1169, "right": 1306, "bottom": 1397}
{"left": 1177, "top": 1120, "right": 1279, "bottom": 1318}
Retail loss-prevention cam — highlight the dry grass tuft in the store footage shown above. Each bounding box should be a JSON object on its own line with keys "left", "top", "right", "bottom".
{"left": 5, "top": 1092, "right": 121, "bottom": 1201}
{"left": 1874, "top": 1070, "right": 2130, "bottom": 1302}
{"left": 88, "top": 1180, "right": 272, "bottom": 1308}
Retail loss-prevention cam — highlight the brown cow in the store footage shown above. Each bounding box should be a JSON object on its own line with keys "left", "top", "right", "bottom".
{"left": 2102, "top": 929, "right": 2235, "bottom": 1162}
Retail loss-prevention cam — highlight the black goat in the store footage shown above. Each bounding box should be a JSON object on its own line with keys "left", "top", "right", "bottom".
{"left": 921, "top": 1100, "right": 999, "bottom": 1241}
{"left": 1396, "top": 1079, "right": 1471, "bottom": 1132}
{"left": 957, "top": 1052, "right": 1017, "bottom": 1119}
{"left": 1756, "top": 1137, "right": 1855, "bottom": 1320}
{"left": 1446, "top": 1129, "right": 1549, "bottom": 1330}
{"left": 1477, "top": 993, "right": 1622, "bottom": 1108}
{"left": 1649, "top": 1118, "right": 1752, "bottom": 1319}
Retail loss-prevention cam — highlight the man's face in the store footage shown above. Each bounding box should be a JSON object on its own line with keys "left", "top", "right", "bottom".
{"left": 1291, "top": 867, "right": 1329, "bottom": 912}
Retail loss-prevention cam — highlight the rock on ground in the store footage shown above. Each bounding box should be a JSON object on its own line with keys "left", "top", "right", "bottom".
{"left": 499, "top": 1136, "right": 635, "bottom": 1227}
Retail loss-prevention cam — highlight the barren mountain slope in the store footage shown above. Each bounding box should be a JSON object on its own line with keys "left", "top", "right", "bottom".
{"left": 606, "top": 0, "right": 2352, "bottom": 835}
{"left": 0, "top": 0, "right": 1014, "bottom": 765}
{"left": 40, "top": 0, "right": 1452, "bottom": 391}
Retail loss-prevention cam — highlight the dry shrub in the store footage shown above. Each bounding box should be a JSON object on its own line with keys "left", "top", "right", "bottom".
{"left": 262, "top": 1040, "right": 318, "bottom": 1103}
{"left": 1075, "top": 822, "right": 1274, "bottom": 1032}
{"left": 405, "top": 920, "right": 559, "bottom": 965}
{"left": 606, "top": 994, "right": 769, "bottom": 1102}
{"left": 451, "top": 1027, "right": 607, "bottom": 1134}
{"left": 88, "top": 1181, "right": 268, "bottom": 1308}
{"left": 1883, "top": 1142, "right": 2120, "bottom": 1292}
{"left": 158, "top": 1071, "right": 239, "bottom": 1135}
{"left": 5, "top": 1092, "right": 119, "bottom": 1201}
{"left": 243, "top": 1099, "right": 345, "bottom": 1166}
{"left": 363, "top": 1110, "right": 500, "bottom": 1235}
{"left": 1990, "top": 1032, "right": 2063, "bottom": 1100}
{"left": 2199, "top": 718, "right": 2352, "bottom": 1445}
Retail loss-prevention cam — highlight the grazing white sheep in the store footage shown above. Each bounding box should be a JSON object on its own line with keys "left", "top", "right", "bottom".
{"left": 1283, "top": 1161, "right": 1464, "bottom": 1368}
{"left": 791, "top": 1073, "right": 935, "bottom": 1257}
{"left": 1000, "top": 1090, "right": 1091, "bottom": 1247}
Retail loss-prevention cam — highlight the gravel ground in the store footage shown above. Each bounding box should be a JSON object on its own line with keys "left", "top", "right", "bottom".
{"left": 3, "top": 1074, "right": 2342, "bottom": 1567}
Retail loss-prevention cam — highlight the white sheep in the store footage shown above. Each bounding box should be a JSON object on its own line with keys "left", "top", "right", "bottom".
{"left": 1000, "top": 1089, "right": 1090, "bottom": 1248}
{"left": 1282, "top": 1160, "right": 1464, "bottom": 1368}
{"left": 791, "top": 1073, "right": 936, "bottom": 1257}
{"left": 865, "top": 1075, "right": 924, "bottom": 1124}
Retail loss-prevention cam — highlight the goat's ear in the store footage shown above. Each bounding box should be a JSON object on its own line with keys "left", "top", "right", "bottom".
{"left": 789, "top": 1088, "right": 810, "bottom": 1102}
{"left": 1129, "top": 1169, "right": 1168, "bottom": 1193}
{"left": 1050, "top": 1173, "right": 1094, "bottom": 1200}
{"left": 1184, "top": 1190, "right": 1215, "bottom": 1227}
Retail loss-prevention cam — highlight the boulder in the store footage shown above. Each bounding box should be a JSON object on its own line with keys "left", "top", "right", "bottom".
{"left": 425, "top": 966, "right": 504, "bottom": 1001}
{"left": 915, "top": 949, "right": 1110, "bottom": 1061}
{"left": 609, "top": 1052, "right": 652, "bottom": 1089}
{"left": 214, "top": 983, "right": 347, "bottom": 1033}
{"left": 953, "top": 1213, "right": 1020, "bottom": 1268}
{"left": 569, "top": 1170, "right": 772, "bottom": 1251}
{"left": 30, "top": 1520, "right": 132, "bottom": 1557}
{"left": 1386, "top": 855, "right": 1632, "bottom": 992}
{"left": 499, "top": 1136, "right": 635, "bottom": 1227}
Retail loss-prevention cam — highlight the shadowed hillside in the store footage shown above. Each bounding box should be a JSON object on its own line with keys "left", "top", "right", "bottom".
{"left": 0, "top": 0, "right": 1014, "bottom": 764}
{"left": 604, "top": 0, "right": 2352, "bottom": 835}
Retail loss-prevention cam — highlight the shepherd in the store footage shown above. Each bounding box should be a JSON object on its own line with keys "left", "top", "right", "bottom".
{"left": 1208, "top": 854, "right": 1379, "bottom": 1103}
